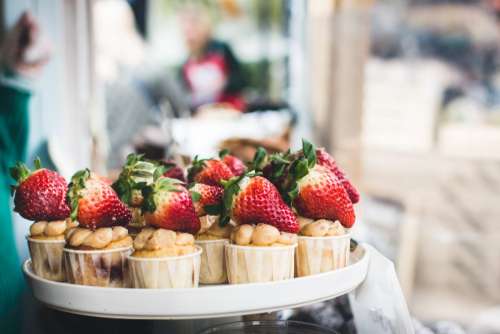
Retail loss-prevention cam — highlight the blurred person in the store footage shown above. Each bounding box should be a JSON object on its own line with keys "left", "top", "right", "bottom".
{"left": 94, "top": 0, "right": 190, "bottom": 170}
{"left": 0, "top": 12, "right": 50, "bottom": 333}
{"left": 179, "top": 5, "right": 247, "bottom": 111}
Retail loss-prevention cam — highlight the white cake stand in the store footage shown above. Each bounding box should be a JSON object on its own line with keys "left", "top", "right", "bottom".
{"left": 23, "top": 243, "right": 370, "bottom": 320}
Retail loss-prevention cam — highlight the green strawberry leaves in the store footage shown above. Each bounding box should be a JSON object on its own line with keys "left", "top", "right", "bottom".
{"left": 141, "top": 186, "right": 156, "bottom": 213}
{"left": 67, "top": 168, "right": 91, "bottom": 221}
{"left": 34, "top": 157, "right": 42, "bottom": 170}
{"left": 112, "top": 153, "right": 160, "bottom": 206}
{"left": 187, "top": 155, "right": 207, "bottom": 183}
{"left": 190, "top": 191, "right": 201, "bottom": 202}
{"left": 302, "top": 139, "right": 316, "bottom": 169}
{"left": 10, "top": 162, "right": 31, "bottom": 185}
{"left": 219, "top": 149, "right": 230, "bottom": 159}
{"left": 251, "top": 147, "right": 267, "bottom": 171}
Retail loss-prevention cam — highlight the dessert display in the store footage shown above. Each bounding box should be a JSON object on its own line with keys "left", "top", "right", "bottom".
{"left": 221, "top": 173, "right": 299, "bottom": 284}
{"left": 256, "top": 140, "right": 359, "bottom": 277}
{"left": 191, "top": 182, "right": 230, "bottom": 284}
{"left": 127, "top": 177, "right": 202, "bottom": 288}
{"left": 14, "top": 137, "right": 360, "bottom": 304}
{"left": 10, "top": 159, "right": 73, "bottom": 281}
{"left": 64, "top": 169, "right": 133, "bottom": 287}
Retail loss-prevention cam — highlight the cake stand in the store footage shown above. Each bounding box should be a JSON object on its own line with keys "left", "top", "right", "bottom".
{"left": 23, "top": 243, "right": 370, "bottom": 320}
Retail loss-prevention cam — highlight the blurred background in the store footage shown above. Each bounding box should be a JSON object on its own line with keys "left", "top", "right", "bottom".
{"left": 1, "top": 0, "right": 500, "bottom": 333}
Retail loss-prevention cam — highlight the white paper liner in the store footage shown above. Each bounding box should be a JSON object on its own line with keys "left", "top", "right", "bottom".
{"left": 225, "top": 243, "right": 296, "bottom": 284}
{"left": 27, "top": 237, "right": 66, "bottom": 282}
{"left": 127, "top": 246, "right": 202, "bottom": 289}
{"left": 63, "top": 247, "right": 132, "bottom": 287}
{"left": 295, "top": 234, "right": 350, "bottom": 277}
{"left": 195, "top": 239, "right": 229, "bottom": 284}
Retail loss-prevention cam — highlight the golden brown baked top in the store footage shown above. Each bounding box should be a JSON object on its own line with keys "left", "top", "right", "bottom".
{"left": 297, "top": 217, "right": 346, "bottom": 237}
{"left": 65, "top": 226, "right": 133, "bottom": 250}
{"left": 196, "top": 215, "right": 232, "bottom": 240}
{"left": 29, "top": 219, "right": 78, "bottom": 240}
{"left": 230, "top": 224, "right": 297, "bottom": 247}
{"left": 131, "top": 227, "right": 196, "bottom": 258}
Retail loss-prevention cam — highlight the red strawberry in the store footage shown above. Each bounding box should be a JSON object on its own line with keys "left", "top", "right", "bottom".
{"left": 142, "top": 177, "right": 200, "bottom": 234}
{"left": 294, "top": 165, "right": 355, "bottom": 228}
{"left": 68, "top": 169, "right": 132, "bottom": 230}
{"left": 10, "top": 159, "right": 70, "bottom": 221}
{"left": 219, "top": 149, "right": 246, "bottom": 176}
{"left": 189, "top": 183, "right": 223, "bottom": 217}
{"left": 224, "top": 175, "right": 299, "bottom": 233}
{"left": 187, "top": 157, "right": 234, "bottom": 186}
{"left": 316, "top": 148, "right": 360, "bottom": 204}
{"left": 161, "top": 160, "right": 186, "bottom": 182}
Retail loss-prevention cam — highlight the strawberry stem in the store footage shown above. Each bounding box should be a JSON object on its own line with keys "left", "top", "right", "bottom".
{"left": 219, "top": 149, "right": 230, "bottom": 159}
{"left": 34, "top": 157, "right": 42, "bottom": 170}
{"left": 187, "top": 155, "right": 207, "bottom": 183}
{"left": 9, "top": 162, "right": 31, "bottom": 185}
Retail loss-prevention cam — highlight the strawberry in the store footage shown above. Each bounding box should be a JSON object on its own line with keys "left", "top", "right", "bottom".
{"left": 112, "top": 154, "right": 159, "bottom": 207}
{"left": 219, "top": 149, "right": 246, "bottom": 176}
{"left": 142, "top": 177, "right": 200, "bottom": 234}
{"left": 189, "top": 183, "right": 223, "bottom": 216}
{"left": 187, "top": 157, "right": 234, "bottom": 186}
{"left": 294, "top": 164, "right": 355, "bottom": 228}
{"left": 10, "top": 158, "right": 70, "bottom": 221}
{"left": 68, "top": 169, "right": 132, "bottom": 229}
{"left": 281, "top": 140, "right": 356, "bottom": 228}
{"left": 161, "top": 160, "right": 186, "bottom": 182}
{"left": 316, "top": 148, "right": 360, "bottom": 204}
{"left": 222, "top": 174, "right": 299, "bottom": 233}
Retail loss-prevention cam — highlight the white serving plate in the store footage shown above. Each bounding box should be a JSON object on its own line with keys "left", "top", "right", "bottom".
{"left": 24, "top": 244, "right": 370, "bottom": 320}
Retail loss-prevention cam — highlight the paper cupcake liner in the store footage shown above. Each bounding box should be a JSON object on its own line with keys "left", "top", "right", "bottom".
{"left": 225, "top": 244, "right": 296, "bottom": 284}
{"left": 63, "top": 247, "right": 132, "bottom": 287}
{"left": 27, "top": 237, "right": 66, "bottom": 282}
{"left": 196, "top": 239, "right": 229, "bottom": 284}
{"left": 295, "top": 234, "right": 350, "bottom": 277}
{"left": 127, "top": 246, "right": 202, "bottom": 289}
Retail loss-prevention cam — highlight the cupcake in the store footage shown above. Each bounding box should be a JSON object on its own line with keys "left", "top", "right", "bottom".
{"left": 295, "top": 217, "right": 350, "bottom": 277}
{"left": 127, "top": 177, "right": 202, "bottom": 288}
{"left": 190, "top": 183, "right": 232, "bottom": 284}
{"left": 64, "top": 226, "right": 133, "bottom": 287}
{"left": 254, "top": 140, "right": 359, "bottom": 277}
{"left": 221, "top": 174, "right": 299, "bottom": 284}
{"left": 128, "top": 228, "right": 201, "bottom": 288}
{"left": 10, "top": 159, "right": 72, "bottom": 281}
{"left": 226, "top": 223, "right": 297, "bottom": 284}
{"left": 64, "top": 169, "right": 133, "bottom": 287}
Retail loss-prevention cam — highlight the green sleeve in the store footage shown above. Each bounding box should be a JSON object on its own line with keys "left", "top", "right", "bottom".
{"left": 0, "top": 82, "right": 30, "bottom": 329}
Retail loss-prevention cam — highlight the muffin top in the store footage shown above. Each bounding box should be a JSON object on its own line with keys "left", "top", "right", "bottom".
{"left": 29, "top": 219, "right": 78, "bottom": 241}
{"left": 230, "top": 224, "right": 297, "bottom": 247}
{"left": 65, "top": 226, "right": 133, "bottom": 250}
{"left": 297, "top": 217, "right": 346, "bottom": 237}
{"left": 131, "top": 227, "right": 196, "bottom": 258}
{"left": 196, "top": 215, "right": 232, "bottom": 241}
